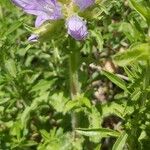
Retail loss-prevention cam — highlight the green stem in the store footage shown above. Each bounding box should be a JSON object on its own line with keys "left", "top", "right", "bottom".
{"left": 69, "top": 50, "right": 80, "bottom": 132}
{"left": 69, "top": 52, "right": 80, "bottom": 98}
{"left": 0, "top": 6, "right": 3, "bottom": 19}
{"left": 148, "top": 26, "right": 150, "bottom": 37}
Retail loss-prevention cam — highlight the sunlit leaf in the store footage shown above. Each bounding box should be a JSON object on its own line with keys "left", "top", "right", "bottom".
{"left": 113, "top": 43, "right": 150, "bottom": 66}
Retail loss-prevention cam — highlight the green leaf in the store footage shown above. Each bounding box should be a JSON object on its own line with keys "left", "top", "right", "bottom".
{"left": 113, "top": 43, "right": 150, "bottom": 66}
{"left": 112, "top": 132, "right": 128, "bottom": 150}
{"left": 10, "top": 121, "right": 23, "bottom": 139}
{"left": 129, "top": 0, "right": 150, "bottom": 24}
{"left": 0, "top": 98, "right": 10, "bottom": 105}
{"left": 64, "top": 100, "right": 78, "bottom": 113}
{"left": 76, "top": 128, "right": 120, "bottom": 138}
{"left": 102, "top": 102, "right": 125, "bottom": 119}
{"left": 119, "top": 22, "right": 135, "bottom": 42}
{"left": 21, "top": 92, "right": 49, "bottom": 126}
{"left": 90, "top": 29, "right": 103, "bottom": 52}
{"left": 88, "top": 106, "right": 102, "bottom": 143}
{"left": 80, "top": 97, "right": 92, "bottom": 109}
{"left": 49, "top": 92, "right": 69, "bottom": 113}
{"left": 131, "top": 88, "right": 142, "bottom": 101}
{"left": 119, "top": 21, "right": 145, "bottom": 42}
{"left": 4, "top": 21, "right": 23, "bottom": 36}
{"left": 5, "top": 59, "right": 17, "bottom": 78}
{"left": 31, "top": 79, "right": 56, "bottom": 92}
{"left": 64, "top": 96, "right": 91, "bottom": 113}
{"left": 102, "top": 70, "right": 128, "bottom": 92}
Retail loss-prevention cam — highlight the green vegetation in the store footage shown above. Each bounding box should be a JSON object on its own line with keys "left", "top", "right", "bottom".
{"left": 0, "top": 0, "right": 150, "bottom": 149}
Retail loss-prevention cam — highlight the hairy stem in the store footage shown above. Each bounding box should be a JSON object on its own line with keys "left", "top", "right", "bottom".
{"left": 69, "top": 50, "right": 80, "bottom": 132}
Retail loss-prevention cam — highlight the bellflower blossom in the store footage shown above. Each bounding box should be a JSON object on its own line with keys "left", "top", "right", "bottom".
{"left": 12, "top": 0, "right": 62, "bottom": 27}
{"left": 12, "top": 0, "right": 95, "bottom": 41}
{"left": 74, "top": 0, "right": 95, "bottom": 10}
{"left": 66, "top": 15, "right": 88, "bottom": 40}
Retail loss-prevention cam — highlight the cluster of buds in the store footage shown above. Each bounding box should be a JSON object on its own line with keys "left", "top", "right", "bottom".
{"left": 12, "top": 0, "right": 95, "bottom": 41}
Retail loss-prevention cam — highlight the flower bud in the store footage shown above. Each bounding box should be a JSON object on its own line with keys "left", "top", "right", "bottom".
{"left": 28, "top": 34, "right": 39, "bottom": 42}
{"left": 66, "top": 15, "right": 88, "bottom": 40}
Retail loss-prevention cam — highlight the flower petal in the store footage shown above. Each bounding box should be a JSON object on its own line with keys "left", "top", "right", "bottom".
{"left": 12, "top": 0, "right": 62, "bottom": 27}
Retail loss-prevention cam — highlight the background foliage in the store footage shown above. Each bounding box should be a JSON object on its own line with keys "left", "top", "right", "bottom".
{"left": 0, "top": 0, "right": 150, "bottom": 150}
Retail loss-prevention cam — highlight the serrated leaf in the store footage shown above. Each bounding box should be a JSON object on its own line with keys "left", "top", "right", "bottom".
{"left": 5, "top": 59, "right": 17, "bottom": 78}
{"left": 21, "top": 92, "right": 49, "bottom": 126}
{"left": 64, "top": 96, "right": 91, "bottom": 113}
{"left": 64, "top": 100, "right": 78, "bottom": 113}
{"left": 79, "top": 97, "right": 91, "bottom": 109}
{"left": 102, "top": 70, "right": 128, "bottom": 92}
{"left": 102, "top": 102, "right": 125, "bottom": 119}
{"left": 129, "top": 0, "right": 150, "bottom": 24}
{"left": 88, "top": 106, "right": 101, "bottom": 143}
{"left": 50, "top": 92, "right": 69, "bottom": 113}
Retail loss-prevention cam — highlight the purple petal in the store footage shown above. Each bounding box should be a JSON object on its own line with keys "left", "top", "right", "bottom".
{"left": 74, "top": 0, "right": 95, "bottom": 10}
{"left": 12, "top": 0, "right": 62, "bottom": 27}
{"left": 66, "top": 15, "right": 88, "bottom": 40}
{"left": 35, "top": 16, "right": 47, "bottom": 27}
{"left": 28, "top": 34, "right": 39, "bottom": 42}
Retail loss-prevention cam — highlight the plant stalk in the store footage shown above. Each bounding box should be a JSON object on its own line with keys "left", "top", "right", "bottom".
{"left": 148, "top": 25, "right": 150, "bottom": 37}
{"left": 69, "top": 50, "right": 80, "bottom": 133}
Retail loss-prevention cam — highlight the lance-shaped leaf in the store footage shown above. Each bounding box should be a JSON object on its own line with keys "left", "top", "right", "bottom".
{"left": 76, "top": 128, "right": 120, "bottom": 137}
{"left": 112, "top": 132, "right": 128, "bottom": 150}
{"left": 102, "top": 70, "right": 128, "bottom": 92}
{"left": 113, "top": 43, "right": 150, "bottom": 66}
{"left": 129, "top": 0, "right": 150, "bottom": 24}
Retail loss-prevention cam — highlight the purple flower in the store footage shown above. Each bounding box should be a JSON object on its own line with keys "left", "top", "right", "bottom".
{"left": 66, "top": 15, "right": 88, "bottom": 40}
{"left": 12, "top": 0, "right": 62, "bottom": 27}
{"left": 74, "top": 0, "right": 95, "bottom": 10}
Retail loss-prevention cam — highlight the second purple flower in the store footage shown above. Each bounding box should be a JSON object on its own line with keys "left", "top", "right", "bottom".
{"left": 74, "top": 0, "right": 95, "bottom": 10}
{"left": 66, "top": 15, "right": 88, "bottom": 40}
{"left": 12, "top": 0, "right": 96, "bottom": 41}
